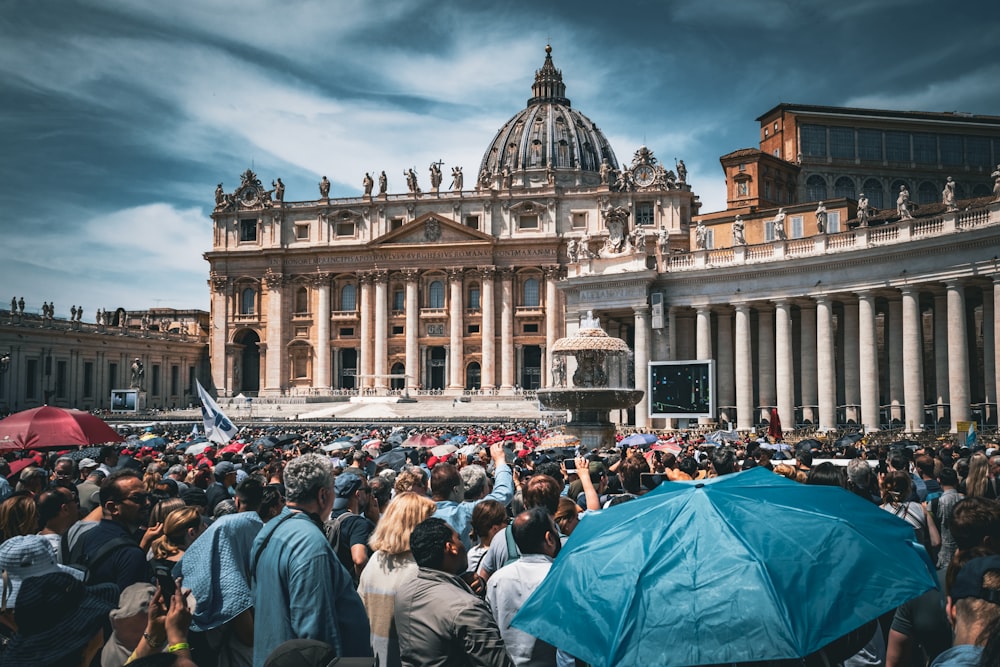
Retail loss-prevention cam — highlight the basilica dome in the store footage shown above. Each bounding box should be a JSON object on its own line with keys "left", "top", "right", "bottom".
{"left": 478, "top": 46, "right": 618, "bottom": 188}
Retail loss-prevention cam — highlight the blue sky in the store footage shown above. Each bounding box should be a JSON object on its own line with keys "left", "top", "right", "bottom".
{"left": 2, "top": 0, "right": 998, "bottom": 319}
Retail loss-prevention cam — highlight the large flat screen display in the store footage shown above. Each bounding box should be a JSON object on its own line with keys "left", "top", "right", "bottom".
{"left": 648, "top": 360, "right": 715, "bottom": 419}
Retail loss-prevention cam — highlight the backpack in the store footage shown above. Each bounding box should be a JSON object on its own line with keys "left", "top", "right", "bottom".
{"left": 323, "top": 512, "right": 360, "bottom": 581}
{"left": 62, "top": 529, "right": 137, "bottom": 584}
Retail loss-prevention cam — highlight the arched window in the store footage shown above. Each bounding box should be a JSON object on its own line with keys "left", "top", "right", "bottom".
{"left": 390, "top": 362, "right": 405, "bottom": 390}
{"left": 429, "top": 281, "right": 445, "bottom": 309}
{"left": 522, "top": 278, "right": 540, "bottom": 307}
{"left": 806, "top": 175, "right": 827, "bottom": 202}
{"left": 834, "top": 177, "right": 855, "bottom": 200}
{"left": 294, "top": 286, "right": 308, "bottom": 314}
{"left": 341, "top": 284, "right": 357, "bottom": 311}
{"left": 240, "top": 288, "right": 256, "bottom": 315}
{"left": 917, "top": 181, "right": 938, "bottom": 205}
{"left": 862, "top": 179, "right": 884, "bottom": 210}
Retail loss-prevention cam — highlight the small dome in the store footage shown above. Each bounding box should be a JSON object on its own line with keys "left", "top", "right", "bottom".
{"left": 479, "top": 46, "right": 618, "bottom": 187}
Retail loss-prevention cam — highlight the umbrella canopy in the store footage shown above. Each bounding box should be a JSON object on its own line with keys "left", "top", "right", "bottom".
{"left": 320, "top": 441, "right": 354, "bottom": 453}
{"left": 61, "top": 446, "right": 104, "bottom": 462}
{"left": 430, "top": 444, "right": 458, "bottom": 458}
{"left": 795, "top": 437, "right": 823, "bottom": 452}
{"left": 0, "top": 406, "right": 124, "bottom": 450}
{"left": 619, "top": 433, "right": 658, "bottom": 447}
{"left": 512, "top": 467, "right": 937, "bottom": 667}
{"left": 219, "top": 441, "right": 247, "bottom": 455}
{"left": 141, "top": 436, "right": 168, "bottom": 450}
{"left": 184, "top": 442, "right": 214, "bottom": 457}
{"left": 373, "top": 449, "right": 409, "bottom": 471}
{"left": 537, "top": 433, "right": 580, "bottom": 449}
{"left": 254, "top": 435, "right": 280, "bottom": 450}
{"left": 402, "top": 433, "right": 439, "bottom": 448}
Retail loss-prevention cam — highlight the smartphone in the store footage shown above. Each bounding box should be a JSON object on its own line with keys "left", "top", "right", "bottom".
{"left": 641, "top": 473, "right": 665, "bottom": 491}
{"left": 154, "top": 569, "right": 176, "bottom": 597}
{"left": 564, "top": 458, "right": 577, "bottom": 472}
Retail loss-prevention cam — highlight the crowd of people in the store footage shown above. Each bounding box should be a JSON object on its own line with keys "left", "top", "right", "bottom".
{"left": 0, "top": 420, "right": 999, "bottom": 666}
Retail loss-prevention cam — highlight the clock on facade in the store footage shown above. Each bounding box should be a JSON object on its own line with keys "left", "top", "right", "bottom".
{"left": 633, "top": 164, "right": 655, "bottom": 187}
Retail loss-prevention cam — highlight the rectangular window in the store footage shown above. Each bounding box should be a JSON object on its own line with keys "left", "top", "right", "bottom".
{"left": 790, "top": 216, "right": 804, "bottom": 239}
{"left": 704, "top": 229, "right": 714, "bottom": 250}
{"left": 393, "top": 290, "right": 404, "bottom": 312}
{"left": 390, "top": 218, "right": 404, "bottom": 231}
{"left": 339, "top": 327, "right": 355, "bottom": 337}
{"left": 468, "top": 286, "right": 480, "bottom": 309}
{"left": 239, "top": 219, "right": 257, "bottom": 242}
{"left": 335, "top": 222, "right": 356, "bottom": 236}
{"left": 827, "top": 211, "right": 841, "bottom": 234}
{"left": 26, "top": 359, "right": 38, "bottom": 399}
{"left": 857, "top": 129, "right": 882, "bottom": 161}
{"left": 764, "top": 221, "right": 775, "bottom": 242}
{"left": 967, "top": 137, "right": 990, "bottom": 166}
{"left": 885, "top": 131, "right": 910, "bottom": 162}
{"left": 467, "top": 324, "right": 480, "bottom": 334}
{"left": 392, "top": 325, "right": 404, "bottom": 335}
{"left": 635, "top": 202, "right": 654, "bottom": 226}
{"left": 464, "top": 215, "right": 479, "bottom": 229}
{"left": 109, "top": 362, "right": 118, "bottom": 389}
{"left": 829, "top": 127, "right": 855, "bottom": 160}
{"left": 152, "top": 365, "right": 161, "bottom": 396}
{"left": 738, "top": 163, "right": 746, "bottom": 172}
{"left": 295, "top": 224, "right": 309, "bottom": 240}
{"left": 571, "top": 212, "right": 587, "bottom": 229}
{"left": 518, "top": 215, "right": 539, "bottom": 230}
{"left": 764, "top": 181, "right": 772, "bottom": 199}
{"left": 940, "top": 135, "right": 963, "bottom": 166}
{"left": 523, "top": 323, "right": 539, "bottom": 334}
{"left": 800, "top": 124, "right": 827, "bottom": 158}
{"left": 83, "top": 362, "right": 94, "bottom": 398}
{"left": 913, "top": 133, "right": 936, "bottom": 164}
{"left": 171, "top": 365, "right": 179, "bottom": 396}
{"left": 56, "top": 361, "right": 67, "bottom": 398}
{"left": 293, "top": 356, "right": 308, "bottom": 379}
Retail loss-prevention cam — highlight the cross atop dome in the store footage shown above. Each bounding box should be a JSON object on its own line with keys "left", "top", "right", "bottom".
{"left": 528, "top": 45, "right": 570, "bottom": 107}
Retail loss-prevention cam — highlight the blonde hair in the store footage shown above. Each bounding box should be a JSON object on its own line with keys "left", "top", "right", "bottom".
{"left": 368, "top": 492, "right": 436, "bottom": 555}
{"left": 150, "top": 506, "right": 202, "bottom": 560}
{"left": 0, "top": 495, "right": 38, "bottom": 541}
{"left": 966, "top": 452, "right": 990, "bottom": 498}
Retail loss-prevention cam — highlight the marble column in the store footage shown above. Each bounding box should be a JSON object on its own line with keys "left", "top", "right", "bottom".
{"left": 314, "top": 275, "right": 331, "bottom": 391}
{"left": 887, "top": 297, "right": 903, "bottom": 422}
{"left": 404, "top": 270, "right": 419, "bottom": 391}
{"left": 544, "top": 266, "right": 560, "bottom": 388}
{"left": 634, "top": 306, "right": 651, "bottom": 428}
{"left": 667, "top": 307, "right": 679, "bottom": 361}
{"left": 816, "top": 295, "right": 836, "bottom": 431}
{"left": 901, "top": 287, "right": 925, "bottom": 433}
{"left": 934, "top": 293, "right": 949, "bottom": 422}
{"left": 946, "top": 280, "right": 971, "bottom": 431}
{"left": 695, "top": 306, "right": 712, "bottom": 360}
{"left": 842, "top": 300, "right": 860, "bottom": 424}
{"left": 799, "top": 302, "right": 818, "bottom": 425}
{"left": 993, "top": 277, "right": 1000, "bottom": 424}
{"left": 500, "top": 268, "right": 515, "bottom": 393}
{"left": 757, "top": 306, "right": 776, "bottom": 421}
{"left": 374, "top": 271, "right": 389, "bottom": 390}
{"left": 264, "top": 272, "right": 284, "bottom": 394}
{"left": 984, "top": 282, "right": 996, "bottom": 423}
{"left": 481, "top": 267, "right": 496, "bottom": 391}
{"left": 358, "top": 273, "right": 373, "bottom": 389}
{"left": 857, "top": 292, "right": 880, "bottom": 432}
{"left": 774, "top": 299, "right": 795, "bottom": 430}
{"left": 716, "top": 309, "right": 735, "bottom": 425}
{"left": 448, "top": 268, "right": 464, "bottom": 391}
{"left": 209, "top": 276, "right": 229, "bottom": 395}
{"left": 735, "top": 304, "right": 754, "bottom": 431}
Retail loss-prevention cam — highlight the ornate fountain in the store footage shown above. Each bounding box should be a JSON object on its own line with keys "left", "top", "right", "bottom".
{"left": 537, "top": 312, "right": 644, "bottom": 448}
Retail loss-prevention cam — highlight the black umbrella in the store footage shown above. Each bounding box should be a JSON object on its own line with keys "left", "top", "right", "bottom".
{"left": 62, "top": 446, "right": 103, "bottom": 462}
{"left": 374, "top": 449, "right": 408, "bottom": 471}
{"left": 795, "top": 438, "right": 823, "bottom": 452}
{"left": 834, "top": 433, "right": 863, "bottom": 449}
{"left": 255, "top": 435, "right": 280, "bottom": 450}
{"left": 891, "top": 439, "right": 921, "bottom": 449}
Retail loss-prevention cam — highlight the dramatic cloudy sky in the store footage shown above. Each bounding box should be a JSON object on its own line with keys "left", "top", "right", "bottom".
{"left": 2, "top": 0, "right": 997, "bottom": 318}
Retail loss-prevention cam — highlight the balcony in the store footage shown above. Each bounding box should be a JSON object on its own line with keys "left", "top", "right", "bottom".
{"left": 331, "top": 310, "right": 359, "bottom": 321}
{"left": 420, "top": 308, "right": 447, "bottom": 320}
{"left": 515, "top": 306, "right": 543, "bottom": 317}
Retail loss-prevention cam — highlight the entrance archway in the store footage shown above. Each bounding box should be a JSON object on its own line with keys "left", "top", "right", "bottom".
{"left": 521, "top": 345, "right": 541, "bottom": 390}
{"left": 466, "top": 362, "right": 481, "bottom": 390}
{"left": 428, "top": 347, "right": 446, "bottom": 390}
{"left": 339, "top": 349, "right": 357, "bottom": 389}
{"left": 390, "top": 362, "right": 405, "bottom": 390}
{"left": 233, "top": 329, "right": 260, "bottom": 393}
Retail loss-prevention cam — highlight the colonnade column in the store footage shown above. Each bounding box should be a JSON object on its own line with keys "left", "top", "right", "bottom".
{"left": 374, "top": 271, "right": 389, "bottom": 390}
{"left": 695, "top": 306, "right": 712, "bottom": 360}
{"left": 984, "top": 282, "right": 996, "bottom": 423}
{"left": 857, "top": 292, "right": 880, "bottom": 432}
{"left": 209, "top": 277, "right": 229, "bottom": 394}
{"left": 757, "top": 306, "right": 776, "bottom": 421}
{"left": 263, "top": 272, "right": 284, "bottom": 394}
{"left": 774, "top": 299, "right": 795, "bottom": 430}
{"left": 887, "top": 297, "right": 903, "bottom": 421}
{"left": 901, "top": 287, "right": 925, "bottom": 433}
{"left": 734, "top": 304, "right": 754, "bottom": 431}
{"left": 404, "top": 270, "right": 419, "bottom": 392}
{"left": 993, "top": 277, "right": 1000, "bottom": 423}
{"left": 481, "top": 267, "right": 496, "bottom": 391}
{"left": 716, "top": 309, "right": 735, "bottom": 426}
{"left": 799, "top": 301, "right": 818, "bottom": 425}
{"left": 946, "top": 280, "right": 971, "bottom": 431}
{"left": 447, "top": 268, "right": 464, "bottom": 391}
{"left": 358, "top": 272, "right": 373, "bottom": 389}
{"left": 543, "top": 266, "right": 560, "bottom": 388}
{"left": 934, "top": 293, "right": 949, "bottom": 421}
{"left": 634, "top": 305, "right": 650, "bottom": 428}
{"left": 500, "top": 268, "right": 515, "bottom": 393}
{"left": 315, "top": 274, "right": 331, "bottom": 391}
{"left": 842, "top": 301, "right": 860, "bottom": 424}
{"left": 816, "top": 295, "right": 837, "bottom": 431}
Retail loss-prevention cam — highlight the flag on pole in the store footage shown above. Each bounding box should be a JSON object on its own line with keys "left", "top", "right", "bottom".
{"left": 196, "top": 380, "right": 239, "bottom": 445}
{"left": 966, "top": 422, "right": 977, "bottom": 448}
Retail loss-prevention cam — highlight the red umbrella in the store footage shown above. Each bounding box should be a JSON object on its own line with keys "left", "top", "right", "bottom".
{"left": 402, "top": 433, "right": 440, "bottom": 448}
{"left": 0, "top": 406, "right": 124, "bottom": 450}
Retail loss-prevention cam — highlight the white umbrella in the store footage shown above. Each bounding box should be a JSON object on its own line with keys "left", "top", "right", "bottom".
{"left": 185, "top": 442, "right": 213, "bottom": 457}
{"left": 431, "top": 444, "right": 458, "bottom": 457}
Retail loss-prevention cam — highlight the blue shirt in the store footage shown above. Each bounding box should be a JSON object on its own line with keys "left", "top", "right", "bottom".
{"left": 930, "top": 644, "right": 983, "bottom": 666}
{"left": 250, "top": 507, "right": 372, "bottom": 667}
{"left": 435, "top": 463, "right": 514, "bottom": 548}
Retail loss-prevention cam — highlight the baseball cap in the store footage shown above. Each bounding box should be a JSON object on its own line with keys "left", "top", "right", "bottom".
{"left": 333, "top": 473, "right": 364, "bottom": 511}
{"left": 78, "top": 458, "right": 98, "bottom": 470}
{"left": 950, "top": 555, "right": 1000, "bottom": 603}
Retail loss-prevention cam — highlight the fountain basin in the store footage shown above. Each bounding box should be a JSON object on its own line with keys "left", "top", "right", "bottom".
{"left": 536, "top": 388, "right": 643, "bottom": 411}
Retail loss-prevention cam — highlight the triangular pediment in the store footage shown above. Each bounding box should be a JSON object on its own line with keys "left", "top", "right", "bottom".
{"left": 371, "top": 212, "right": 494, "bottom": 247}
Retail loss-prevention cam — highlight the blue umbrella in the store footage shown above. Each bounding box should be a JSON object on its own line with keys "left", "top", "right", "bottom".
{"left": 618, "top": 433, "right": 658, "bottom": 447}
{"left": 512, "top": 467, "right": 937, "bottom": 667}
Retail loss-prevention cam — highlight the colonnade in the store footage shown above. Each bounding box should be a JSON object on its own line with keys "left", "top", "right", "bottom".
{"left": 667, "top": 279, "right": 998, "bottom": 433}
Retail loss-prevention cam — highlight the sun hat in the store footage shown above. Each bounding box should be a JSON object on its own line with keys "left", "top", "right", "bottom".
{"left": 263, "top": 638, "right": 375, "bottom": 667}
{"left": 3, "top": 570, "right": 118, "bottom": 667}
{"left": 0, "top": 535, "right": 84, "bottom": 610}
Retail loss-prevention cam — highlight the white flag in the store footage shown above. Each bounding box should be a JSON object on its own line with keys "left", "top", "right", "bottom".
{"left": 196, "top": 380, "right": 238, "bottom": 445}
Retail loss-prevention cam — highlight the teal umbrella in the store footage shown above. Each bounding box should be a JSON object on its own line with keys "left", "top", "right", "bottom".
{"left": 512, "top": 466, "right": 937, "bottom": 667}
